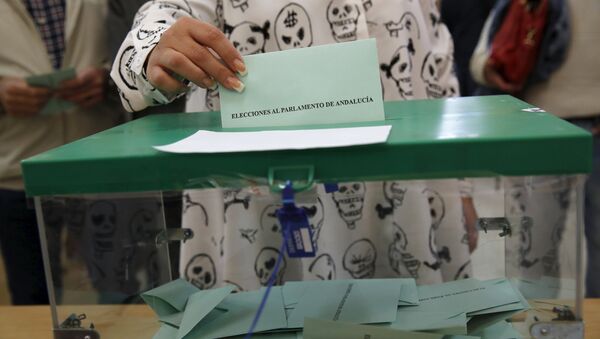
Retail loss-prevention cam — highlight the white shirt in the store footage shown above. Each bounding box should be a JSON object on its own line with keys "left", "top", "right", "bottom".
{"left": 110, "top": 0, "right": 469, "bottom": 291}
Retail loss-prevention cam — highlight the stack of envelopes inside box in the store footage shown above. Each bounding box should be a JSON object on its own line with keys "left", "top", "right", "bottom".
{"left": 142, "top": 277, "right": 529, "bottom": 339}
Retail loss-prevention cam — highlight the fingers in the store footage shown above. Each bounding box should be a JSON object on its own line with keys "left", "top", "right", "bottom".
{"left": 10, "top": 91, "right": 51, "bottom": 108}
{"left": 183, "top": 17, "right": 246, "bottom": 75}
{"left": 147, "top": 17, "right": 246, "bottom": 93}
{"left": 147, "top": 64, "right": 189, "bottom": 94}
{"left": 177, "top": 41, "right": 244, "bottom": 90}
{"left": 7, "top": 82, "right": 51, "bottom": 98}
{"left": 158, "top": 48, "right": 217, "bottom": 89}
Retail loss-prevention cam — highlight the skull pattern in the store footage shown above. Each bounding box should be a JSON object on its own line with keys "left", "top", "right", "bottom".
{"left": 362, "top": 0, "right": 373, "bottom": 11}
{"left": 224, "top": 21, "right": 270, "bottom": 55}
{"left": 326, "top": 0, "right": 361, "bottom": 42}
{"left": 89, "top": 201, "right": 117, "bottom": 260}
{"left": 89, "top": 201, "right": 117, "bottom": 236}
{"left": 381, "top": 39, "right": 415, "bottom": 99}
{"left": 255, "top": 247, "right": 287, "bottom": 286}
{"left": 343, "top": 239, "right": 376, "bottom": 279}
{"left": 275, "top": 3, "right": 313, "bottom": 50}
{"left": 424, "top": 189, "right": 445, "bottom": 229}
{"left": 388, "top": 224, "right": 421, "bottom": 278}
{"left": 423, "top": 189, "right": 450, "bottom": 271}
{"left": 331, "top": 182, "right": 366, "bottom": 229}
{"left": 376, "top": 182, "right": 408, "bottom": 219}
{"left": 385, "top": 182, "right": 409, "bottom": 208}
{"left": 129, "top": 208, "right": 156, "bottom": 243}
{"left": 429, "top": 11, "right": 442, "bottom": 39}
{"left": 421, "top": 52, "right": 452, "bottom": 98}
{"left": 309, "top": 253, "right": 336, "bottom": 280}
{"left": 185, "top": 254, "right": 216, "bottom": 289}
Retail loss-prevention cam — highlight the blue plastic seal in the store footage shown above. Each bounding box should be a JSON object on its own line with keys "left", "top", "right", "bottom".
{"left": 276, "top": 181, "right": 316, "bottom": 258}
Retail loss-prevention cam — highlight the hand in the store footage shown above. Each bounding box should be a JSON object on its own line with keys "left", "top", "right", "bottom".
{"left": 146, "top": 17, "right": 246, "bottom": 95}
{"left": 483, "top": 59, "right": 521, "bottom": 94}
{"left": 0, "top": 77, "right": 51, "bottom": 118}
{"left": 57, "top": 67, "right": 109, "bottom": 108}
{"left": 462, "top": 197, "right": 479, "bottom": 253}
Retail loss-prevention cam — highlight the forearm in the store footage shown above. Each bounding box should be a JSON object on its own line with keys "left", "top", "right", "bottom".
{"left": 110, "top": 0, "right": 217, "bottom": 112}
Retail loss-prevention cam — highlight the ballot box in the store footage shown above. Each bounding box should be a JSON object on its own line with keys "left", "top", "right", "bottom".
{"left": 21, "top": 95, "right": 590, "bottom": 339}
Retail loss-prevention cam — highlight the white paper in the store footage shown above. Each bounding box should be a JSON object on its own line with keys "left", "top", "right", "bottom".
{"left": 154, "top": 126, "right": 392, "bottom": 154}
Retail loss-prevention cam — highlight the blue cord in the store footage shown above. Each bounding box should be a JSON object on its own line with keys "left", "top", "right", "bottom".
{"left": 244, "top": 239, "right": 287, "bottom": 338}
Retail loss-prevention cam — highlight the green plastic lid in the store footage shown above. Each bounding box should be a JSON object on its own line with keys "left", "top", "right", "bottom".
{"left": 22, "top": 96, "right": 592, "bottom": 196}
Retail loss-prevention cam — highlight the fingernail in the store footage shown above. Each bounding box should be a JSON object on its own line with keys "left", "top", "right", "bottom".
{"left": 228, "top": 77, "right": 245, "bottom": 93}
{"left": 234, "top": 59, "right": 247, "bottom": 76}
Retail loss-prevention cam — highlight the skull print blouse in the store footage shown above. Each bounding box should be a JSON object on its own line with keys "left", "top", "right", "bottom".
{"left": 111, "top": 0, "right": 459, "bottom": 112}
{"left": 110, "top": 0, "right": 470, "bottom": 290}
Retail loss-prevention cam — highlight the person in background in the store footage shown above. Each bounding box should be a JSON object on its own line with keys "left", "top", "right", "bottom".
{"left": 0, "top": 0, "right": 121, "bottom": 305}
{"left": 111, "top": 0, "right": 476, "bottom": 290}
{"left": 441, "top": 0, "right": 496, "bottom": 96}
{"left": 472, "top": 0, "right": 600, "bottom": 298}
{"left": 522, "top": 0, "right": 600, "bottom": 297}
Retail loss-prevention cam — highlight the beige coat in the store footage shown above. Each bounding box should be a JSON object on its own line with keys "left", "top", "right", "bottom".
{"left": 523, "top": 0, "right": 600, "bottom": 119}
{"left": 0, "top": 0, "right": 123, "bottom": 190}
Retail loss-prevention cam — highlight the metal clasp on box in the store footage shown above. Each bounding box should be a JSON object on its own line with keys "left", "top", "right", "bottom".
{"left": 155, "top": 228, "right": 194, "bottom": 246}
{"left": 476, "top": 217, "right": 532, "bottom": 238}
{"left": 531, "top": 321, "right": 584, "bottom": 339}
{"left": 54, "top": 314, "right": 99, "bottom": 339}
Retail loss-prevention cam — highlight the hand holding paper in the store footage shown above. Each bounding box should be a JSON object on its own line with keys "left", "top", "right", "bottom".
{"left": 56, "top": 67, "right": 108, "bottom": 108}
{"left": 24, "top": 68, "right": 77, "bottom": 116}
{"left": 145, "top": 17, "right": 246, "bottom": 95}
{"left": 0, "top": 77, "right": 51, "bottom": 118}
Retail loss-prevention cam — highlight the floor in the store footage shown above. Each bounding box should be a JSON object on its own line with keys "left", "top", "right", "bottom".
{"left": 0, "top": 178, "right": 584, "bottom": 305}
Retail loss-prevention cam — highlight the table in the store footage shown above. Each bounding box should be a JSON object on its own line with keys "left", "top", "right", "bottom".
{"left": 1, "top": 300, "right": 599, "bottom": 338}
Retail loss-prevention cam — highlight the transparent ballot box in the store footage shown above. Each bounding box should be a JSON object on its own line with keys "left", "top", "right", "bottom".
{"left": 21, "top": 96, "right": 591, "bottom": 339}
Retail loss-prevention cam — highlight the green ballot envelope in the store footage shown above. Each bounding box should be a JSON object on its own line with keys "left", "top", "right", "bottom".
{"left": 26, "top": 68, "right": 76, "bottom": 116}
{"left": 219, "top": 39, "right": 385, "bottom": 128}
